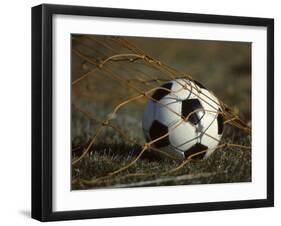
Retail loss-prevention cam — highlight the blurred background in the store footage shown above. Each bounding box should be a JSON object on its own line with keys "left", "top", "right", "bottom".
{"left": 72, "top": 35, "right": 251, "bottom": 146}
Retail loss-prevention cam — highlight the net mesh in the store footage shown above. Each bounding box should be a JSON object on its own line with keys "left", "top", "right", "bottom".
{"left": 71, "top": 35, "right": 251, "bottom": 189}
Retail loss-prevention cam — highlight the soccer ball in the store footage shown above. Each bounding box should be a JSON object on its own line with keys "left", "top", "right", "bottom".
{"left": 142, "top": 78, "right": 224, "bottom": 160}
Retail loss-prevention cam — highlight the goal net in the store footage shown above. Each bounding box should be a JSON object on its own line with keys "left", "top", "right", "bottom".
{"left": 71, "top": 35, "right": 251, "bottom": 189}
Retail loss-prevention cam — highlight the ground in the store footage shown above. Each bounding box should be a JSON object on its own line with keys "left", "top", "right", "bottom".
{"left": 72, "top": 126, "right": 251, "bottom": 189}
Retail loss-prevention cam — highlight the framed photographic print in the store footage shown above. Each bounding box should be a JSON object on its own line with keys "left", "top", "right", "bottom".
{"left": 32, "top": 4, "right": 274, "bottom": 221}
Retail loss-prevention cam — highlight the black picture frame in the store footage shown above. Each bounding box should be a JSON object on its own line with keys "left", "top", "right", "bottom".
{"left": 32, "top": 3, "right": 274, "bottom": 222}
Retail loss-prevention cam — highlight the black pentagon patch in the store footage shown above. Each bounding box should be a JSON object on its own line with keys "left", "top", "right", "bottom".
{"left": 181, "top": 98, "right": 204, "bottom": 125}
{"left": 193, "top": 80, "right": 206, "bottom": 89}
{"left": 149, "top": 120, "right": 170, "bottom": 148}
{"left": 184, "top": 143, "right": 208, "bottom": 160}
{"left": 152, "top": 82, "right": 172, "bottom": 101}
{"left": 217, "top": 109, "right": 224, "bottom": 135}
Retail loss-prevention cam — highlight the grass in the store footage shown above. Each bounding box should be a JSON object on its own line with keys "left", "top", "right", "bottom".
{"left": 71, "top": 126, "right": 251, "bottom": 190}
{"left": 71, "top": 35, "right": 251, "bottom": 190}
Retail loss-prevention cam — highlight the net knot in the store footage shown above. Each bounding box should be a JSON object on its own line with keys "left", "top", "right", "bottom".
{"left": 102, "top": 121, "right": 109, "bottom": 126}
{"left": 142, "top": 92, "right": 148, "bottom": 97}
{"left": 144, "top": 143, "right": 151, "bottom": 149}
{"left": 98, "top": 62, "right": 104, "bottom": 69}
